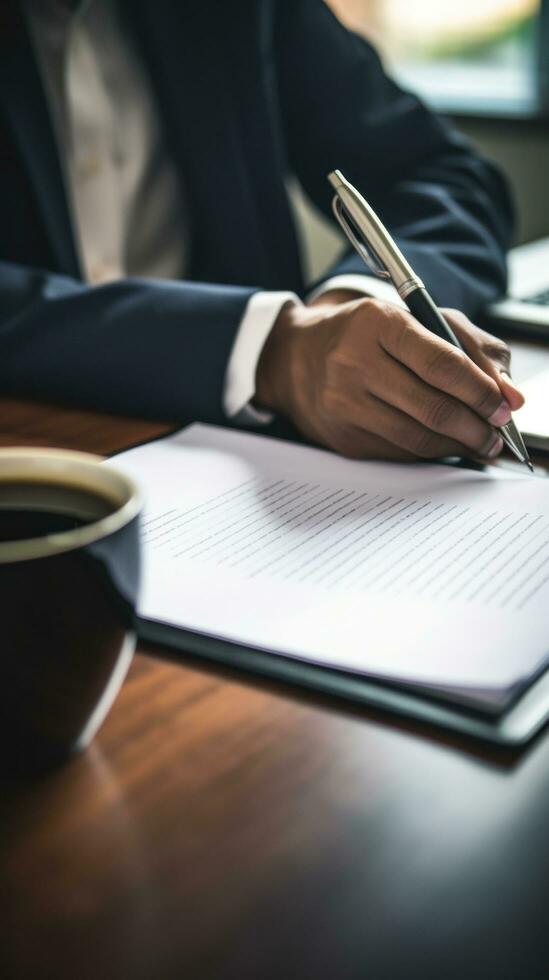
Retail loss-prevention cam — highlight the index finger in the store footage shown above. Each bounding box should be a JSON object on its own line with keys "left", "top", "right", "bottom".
{"left": 380, "top": 308, "right": 512, "bottom": 428}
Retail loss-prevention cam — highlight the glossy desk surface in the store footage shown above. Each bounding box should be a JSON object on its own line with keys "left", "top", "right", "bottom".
{"left": 3, "top": 343, "right": 549, "bottom": 980}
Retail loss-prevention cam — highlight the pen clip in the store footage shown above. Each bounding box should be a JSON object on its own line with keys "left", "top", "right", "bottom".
{"left": 331, "top": 196, "right": 391, "bottom": 281}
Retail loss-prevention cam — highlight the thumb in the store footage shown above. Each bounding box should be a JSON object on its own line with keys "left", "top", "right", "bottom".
{"left": 476, "top": 353, "right": 525, "bottom": 413}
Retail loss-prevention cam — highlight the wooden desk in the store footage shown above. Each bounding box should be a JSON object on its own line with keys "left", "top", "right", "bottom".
{"left": 2, "top": 387, "right": 549, "bottom": 980}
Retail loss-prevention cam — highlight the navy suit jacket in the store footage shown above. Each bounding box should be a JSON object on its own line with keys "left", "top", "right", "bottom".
{"left": 0, "top": 0, "right": 514, "bottom": 423}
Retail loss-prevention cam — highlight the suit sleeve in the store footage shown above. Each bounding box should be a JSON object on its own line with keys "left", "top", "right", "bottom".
{"left": 0, "top": 261, "right": 258, "bottom": 421}
{"left": 274, "top": 0, "right": 515, "bottom": 316}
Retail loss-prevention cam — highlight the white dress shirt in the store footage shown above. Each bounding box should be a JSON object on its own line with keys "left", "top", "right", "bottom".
{"left": 25, "top": 0, "right": 388, "bottom": 422}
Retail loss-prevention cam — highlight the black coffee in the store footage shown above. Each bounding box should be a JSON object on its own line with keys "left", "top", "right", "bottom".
{"left": 0, "top": 482, "right": 114, "bottom": 543}
{"left": 0, "top": 454, "right": 141, "bottom": 775}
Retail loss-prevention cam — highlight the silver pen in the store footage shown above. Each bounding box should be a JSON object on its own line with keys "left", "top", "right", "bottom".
{"left": 328, "top": 169, "right": 533, "bottom": 474}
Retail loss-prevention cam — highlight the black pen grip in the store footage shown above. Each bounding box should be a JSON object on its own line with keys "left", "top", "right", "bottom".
{"left": 405, "top": 287, "right": 463, "bottom": 351}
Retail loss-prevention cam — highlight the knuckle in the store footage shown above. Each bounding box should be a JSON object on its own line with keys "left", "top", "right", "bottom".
{"left": 353, "top": 297, "right": 399, "bottom": 344}
{"left": 422, "top": 395, "right": 459, "bottom": 433}
{"left": 464, "top": 320, "right": 511, "bottom": 366}
{"left": 425, "top": 345, "right": 467, "bottom": 387}
{"left": 471, "top": 383, "right": 501, "bottom": 419}
{"left": 359, "top": 295, "right": 408, "bottom": 336}
{"left": 356, "top": 296, "right": 387, "bottom": 321}
{"left": 483, "top": 339, "right": 510, "bottom": 365}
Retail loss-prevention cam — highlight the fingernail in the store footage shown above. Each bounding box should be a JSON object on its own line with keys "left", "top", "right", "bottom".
{"left": 487, "top": 435, "right": 504, "bottom": 458}
{"left": 488, "top": 400, "right": 512, "bottom": 427}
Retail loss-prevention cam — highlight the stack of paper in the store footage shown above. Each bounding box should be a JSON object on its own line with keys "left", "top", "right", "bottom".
{"left": 114, "top": 424, "right": 549, "bottom": 739}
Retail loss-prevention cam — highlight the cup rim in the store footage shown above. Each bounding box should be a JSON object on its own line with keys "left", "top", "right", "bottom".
{"left": 0, "top": 447, "right": 141, "bottom": 564}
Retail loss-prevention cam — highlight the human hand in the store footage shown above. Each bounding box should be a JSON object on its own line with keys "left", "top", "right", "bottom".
{"left": 255, "top": 296, "right": 524, "bottom": 461}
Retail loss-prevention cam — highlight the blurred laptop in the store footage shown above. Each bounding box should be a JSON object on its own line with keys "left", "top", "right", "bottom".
{"left": 486, "top": 236, "right": 549, "bottom": 338}
{"left": 484, "top": 237, "right": 549, "bottom": 452}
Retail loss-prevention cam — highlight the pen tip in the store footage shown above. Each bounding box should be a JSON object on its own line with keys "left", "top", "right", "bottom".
{"left": 526, "top": 460, "right": 535, "bottom": 474}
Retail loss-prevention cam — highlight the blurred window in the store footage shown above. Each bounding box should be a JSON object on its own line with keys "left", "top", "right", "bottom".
{"left": 328, "top": 0, "right": 548, "bottom": 115}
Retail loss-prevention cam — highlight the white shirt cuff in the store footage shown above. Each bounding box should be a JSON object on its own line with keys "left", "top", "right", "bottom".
{"left": 307, "top": 273, "right": 406, "bottom": 308}
{"left": 223, "top": 291, "right": 301, "bottom": 424}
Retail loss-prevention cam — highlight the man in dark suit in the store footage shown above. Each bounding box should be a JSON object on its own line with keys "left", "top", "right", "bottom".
{"left": 0, "top": 0, "right": 524, "bottom": 461}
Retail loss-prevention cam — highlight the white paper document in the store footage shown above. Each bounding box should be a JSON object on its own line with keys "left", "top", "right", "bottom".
{"left": 114, "top": 424, "right": 549, "bottom": 710}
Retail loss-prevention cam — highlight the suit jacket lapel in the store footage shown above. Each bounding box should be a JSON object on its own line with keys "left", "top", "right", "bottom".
{"left": 0, "top": 1, "right": 303, "bottom": 290}
{"left": 0, "top": 3, "right": 80, "bottom": 276}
